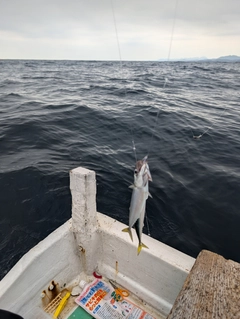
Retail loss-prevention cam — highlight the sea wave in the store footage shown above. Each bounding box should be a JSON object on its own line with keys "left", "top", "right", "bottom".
{"left": 0, "top": 60, "right": 240, "bottom": 278}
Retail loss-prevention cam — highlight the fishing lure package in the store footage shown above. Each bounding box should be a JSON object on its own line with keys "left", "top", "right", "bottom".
{"left": 75, "top": 278, "right": 156, "bottom": 319}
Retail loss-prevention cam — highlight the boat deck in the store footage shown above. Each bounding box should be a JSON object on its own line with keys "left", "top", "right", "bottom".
{"left": 41, "top": 274, "right": 165, "bottom": 319}
{"left": 0, "top": 167, "right": 195, "bottom": 319}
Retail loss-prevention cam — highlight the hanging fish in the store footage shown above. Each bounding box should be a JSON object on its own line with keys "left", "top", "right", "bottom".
{"left": 123, "top": 155, "right": 152, "bottom": 255}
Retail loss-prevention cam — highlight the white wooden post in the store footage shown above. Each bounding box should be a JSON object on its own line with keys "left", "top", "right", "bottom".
{"left": 69, "top": 167, "right": 99, "bottom": 274}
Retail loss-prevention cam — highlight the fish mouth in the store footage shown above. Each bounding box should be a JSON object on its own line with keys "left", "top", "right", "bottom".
{"left": 142, "top": 155, "right": 148, "bottom": 163}
{"left": 135, "top": 155, "right": 148, "bottom": 173}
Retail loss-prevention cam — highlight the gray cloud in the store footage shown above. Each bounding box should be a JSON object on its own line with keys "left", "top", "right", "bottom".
{"left": 0, "top": 0, "right": 239, "bottom": 59}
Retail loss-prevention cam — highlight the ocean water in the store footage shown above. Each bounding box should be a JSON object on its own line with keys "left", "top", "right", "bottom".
{"left": 0, "top": 60, "right": 239, "bottom": 279}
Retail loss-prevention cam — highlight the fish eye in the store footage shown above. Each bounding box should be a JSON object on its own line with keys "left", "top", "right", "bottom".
{"left": 134, "top": 169, "right": 138, "bottom": 174}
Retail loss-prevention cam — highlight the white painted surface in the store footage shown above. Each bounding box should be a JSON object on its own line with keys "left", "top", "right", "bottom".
{"left": 95, "top": 212, "right": 195, "bottom": 315}
{"left": 69, "top": 167, "right": 101, "bottom": 276}
{"left": 0, "top": 220, "right": 82, "bottom": 318}
{"left": 69, "top": 167, "right": 195, "bottom": 316}
{"left": 0, "top": 166, "right": 195, "bottom": 318}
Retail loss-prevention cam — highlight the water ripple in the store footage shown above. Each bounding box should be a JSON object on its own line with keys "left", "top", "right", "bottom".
{"left": 0, "top": 60, "right": 240, "bottom": 278}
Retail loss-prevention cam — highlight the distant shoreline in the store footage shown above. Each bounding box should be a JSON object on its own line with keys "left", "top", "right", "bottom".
{"left": 158, "top": 55, "right": 240, "bottom": 62}
{"left": 1, "top": 55, "right": 240, "bottom": 62}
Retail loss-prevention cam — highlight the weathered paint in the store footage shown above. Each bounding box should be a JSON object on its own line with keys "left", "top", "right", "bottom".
{"left": 0, "top": 220, "right": 82, "bottom": 318}
{"left": 96, "top": 212, "right": 195, "bottom": 315}
{"left": 69, "top": 167, "right": 101, "bottom": 276}
{"left": 0, "top": 167, "right": 195, "bottom": 318}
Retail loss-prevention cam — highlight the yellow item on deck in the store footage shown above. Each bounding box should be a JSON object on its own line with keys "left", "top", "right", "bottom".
{"left": 53, "top": 291, "right": 71, "bottom": 318}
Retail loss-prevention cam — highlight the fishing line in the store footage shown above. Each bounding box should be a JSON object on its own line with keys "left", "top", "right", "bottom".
{"left": 145, "top": 0, "right": 178, "bottom": 236}
{"left": 147, "top": 0, "right": 179, "bottom": 157}
{"left": 111, "top": 0, "right": 179, "bottom": 161}
{"left": 166, "top": 0, "right": 179, "bottom": 63}
{"left": 111, "top": 0, "right": 179, "bottom": 238}
{"left": 110, "top": 0, "right": 122, "bottom": 70}
{"left": 110, "top": 0, "right": 138, "bottom": 163}
{"left": 145, "top": 210, "right": 151, "bottom": 236}
{"left": 191, "top": 105, "right": 228, "bottom": 139}
{"left": 111, "top": 0, "right": 150, "bottom": 237}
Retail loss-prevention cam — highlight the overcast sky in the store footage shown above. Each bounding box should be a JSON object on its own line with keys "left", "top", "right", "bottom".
{"left": 0, "top": 0, "right": 239, "bottom": 60}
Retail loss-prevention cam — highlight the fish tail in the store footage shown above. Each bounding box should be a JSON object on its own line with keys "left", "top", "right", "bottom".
{"left": 137, "top": 242, "right": 149, "bottom": 255}
{"left": 122, "top": 227, "right": 133, "bottom": 242}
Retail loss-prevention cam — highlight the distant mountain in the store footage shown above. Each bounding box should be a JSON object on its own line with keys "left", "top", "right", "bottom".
{"left": 215, "top": 55, "right": 240, "bottom": 62}
{"left": 176, "top": 57, "right": 208, "bottom": 61}
{"left": 158, "top": 55, "right": 240, "bottom": 62}
{"left": 158, "top": 57, "right": 207, "bottom": 62}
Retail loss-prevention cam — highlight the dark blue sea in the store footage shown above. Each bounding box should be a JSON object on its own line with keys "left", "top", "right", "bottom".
{"left": 0, "top": 60, "right": 239, "bottom": 279}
